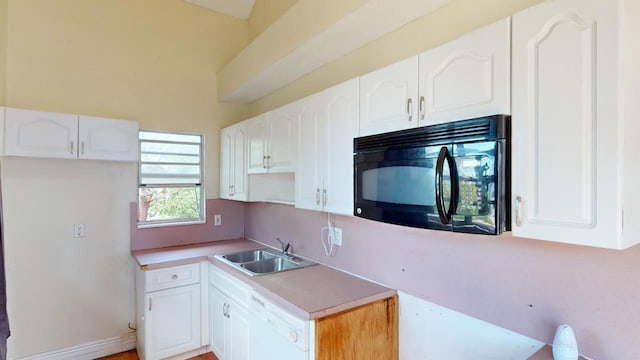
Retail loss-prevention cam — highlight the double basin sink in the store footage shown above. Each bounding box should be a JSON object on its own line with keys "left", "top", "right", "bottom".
{"left": 215, "top": 248, "right": 317, "bottom": 276}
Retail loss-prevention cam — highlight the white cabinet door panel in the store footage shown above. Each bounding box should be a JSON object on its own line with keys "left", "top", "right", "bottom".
{"left": 512, "top": 0, "right": 620, "bottom": 247}
{"left": 5, "top": 108, "right": 78, "bottom": 159}
{"left": 419, "top": 18, "right": 510, "bottom": 124}
{"left": 324, "top": 79, "right": 359, "bottom": 215}
{"left": 78, "top": 115, "right": 139, "bottom": 161}
{"left": 268, "top": 103, "right": 296, "bottom": 172}
{"left": 295, "top": 96, "right": 324, "bottom": 212}
{"left": 227, "top": 298, "right": 251, "bottom": 360}
{"left": 145, "top": 284, "right": 201, "bottom": 360}
{"left": 246, "top": 114, "right": 268, "bottom": 174}
{"left": 209, "top": 284, "right": 227, "bottom": 360}
{"left": 359, "top": 56, "right": 418, "bottom": 136}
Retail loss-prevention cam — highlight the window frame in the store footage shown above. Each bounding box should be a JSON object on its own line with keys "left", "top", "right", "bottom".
{"left": 137, "top": 129, "right": 205, "bottom": 228}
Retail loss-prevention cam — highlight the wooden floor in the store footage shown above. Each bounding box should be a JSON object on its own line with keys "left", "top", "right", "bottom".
{"left": 97, "top": 350, "right": 218, "bottom": 360}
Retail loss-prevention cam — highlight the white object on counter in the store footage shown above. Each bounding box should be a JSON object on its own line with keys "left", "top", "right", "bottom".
{"left": 552, "top": 325, "right": 579, "bottom": 360}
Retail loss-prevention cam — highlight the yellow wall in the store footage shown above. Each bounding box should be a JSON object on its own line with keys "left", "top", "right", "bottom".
{"left": 248, "top": 0, "right": 297, "bottom": 42}
{"left": 5, "top": 0, "right": 248, "bottom": 197}
{"left": 1, "top": 0, "right": 247, "bottom": 357}
{"left": 248, "top": 0, "right": 542, "bottom": 116}
{"left": 0, "top": 0, "right": 7, "bottom": 105}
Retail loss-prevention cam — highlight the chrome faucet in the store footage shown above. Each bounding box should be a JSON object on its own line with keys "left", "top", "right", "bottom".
{"left": 276, "top": 237, "right": 292, "bottom": 255}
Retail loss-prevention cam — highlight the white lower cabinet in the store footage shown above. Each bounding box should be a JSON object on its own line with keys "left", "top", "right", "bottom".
{"left": 136, "top": 262, "right": 207, "bottom": 360}
{"left": 209, "top": 265, "right": 252, "bottom": 360}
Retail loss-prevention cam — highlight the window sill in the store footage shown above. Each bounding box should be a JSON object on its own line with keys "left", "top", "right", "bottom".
{"left": 137, "top": 219, "right": 206, "bottom": 229}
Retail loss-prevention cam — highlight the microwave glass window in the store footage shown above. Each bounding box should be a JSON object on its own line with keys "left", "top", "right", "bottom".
{"left": 362, "top": 165, "right": 436, "bottom": 206}
{"left": 453, "top": 141, "right": 498, "bottom": 229}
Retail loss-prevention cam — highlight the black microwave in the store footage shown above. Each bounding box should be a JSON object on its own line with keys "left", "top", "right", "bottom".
{"left": 353, "top": 115, "right": 510, "bottom": 235}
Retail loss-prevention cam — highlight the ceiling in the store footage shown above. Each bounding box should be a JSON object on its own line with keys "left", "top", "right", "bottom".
{"left": 184, "top": 0, "right": 256, "bottom": 20}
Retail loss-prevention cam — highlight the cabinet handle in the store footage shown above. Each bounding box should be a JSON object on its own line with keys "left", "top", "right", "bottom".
{"left": 316, "top": 189, "right": 320, "bottom": 205}
{"left": 81, "top": 141, "right": 85, "bottom": 155}
{"left": 419, "top": 96, "right": 425, "bottom": 120}
{"left": 515, "top": 196, "right": 523, "bottom": 227}
{"left": 407, "top": 98, "right": 413, "bottom": 121}
{"left": 231, "top": 185, "right": 235, "bottom": 196}
{"left": 266, "top": 155, "right": 271, "bottom": 169}
{"left": 171, "top": 274, "right": 178, "bottom": 280}
{"left": 149, "top": 298, "right": 152, "bottom": 311}
{"left": 228, "top": 185, "right": 232, "bottom": 196}
{"left": 70, "top": 141, "right": 74, "bottom": 155}
{"left": 263, "top": 155, "right": 267, "bottom": 169}
{"left": 222, "top": 303, "right": 227, "bottom": 317}
{"left": 322, "top": 189, "right": 327, "bottom": 206}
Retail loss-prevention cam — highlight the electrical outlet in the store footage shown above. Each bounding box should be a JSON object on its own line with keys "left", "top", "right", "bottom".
{"left": 214, "top": 214, "right": 222, "bottom": 226}
{"left": 331, "top": 227, "right": 342, "bottom": 246}
{"left": 74, "top": 224, "right": 85, "bottom": 238}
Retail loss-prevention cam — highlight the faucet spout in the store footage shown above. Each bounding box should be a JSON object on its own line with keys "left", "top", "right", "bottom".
{"left": 276, "top": 237, "right": 292, "bottom": 255}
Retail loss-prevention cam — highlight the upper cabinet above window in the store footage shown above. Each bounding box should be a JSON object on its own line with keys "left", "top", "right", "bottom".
{"left": 3, "top": 107, "right": 139, "bottom": 162}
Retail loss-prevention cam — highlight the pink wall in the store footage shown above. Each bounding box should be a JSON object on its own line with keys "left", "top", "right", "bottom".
{"left": 130, "top": 199, "right": 245, "bottom": 250}
{"left": 245, "top": 202, "right": 640, "bottom": 360}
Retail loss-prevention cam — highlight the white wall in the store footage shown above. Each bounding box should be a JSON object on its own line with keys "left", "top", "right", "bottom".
{"left": 2, "top": 158, "right": 137, "bottom": 357}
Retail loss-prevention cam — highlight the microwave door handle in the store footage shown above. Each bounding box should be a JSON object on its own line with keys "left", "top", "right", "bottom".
{"left": 435, "top": 146, "right": 457, "bottom": 224}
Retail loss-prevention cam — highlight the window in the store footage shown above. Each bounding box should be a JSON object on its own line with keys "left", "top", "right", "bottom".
{"left": 138, "top": 130, "right": 204, "bottom": 226}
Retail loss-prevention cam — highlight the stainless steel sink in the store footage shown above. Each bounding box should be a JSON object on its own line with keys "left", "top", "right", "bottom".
{"left": 214, "top": 248, "right": 317, "bottom": 276}
{"left": 220, "top": 249, "right": 277, "bottom": 263}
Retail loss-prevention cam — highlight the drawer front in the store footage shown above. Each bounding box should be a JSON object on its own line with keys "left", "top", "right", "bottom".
{"left": 145, "top": 262, "right": 201, "bottom": 292}
{"left": 209, "top": 264, "right": 251, "bottom": 307}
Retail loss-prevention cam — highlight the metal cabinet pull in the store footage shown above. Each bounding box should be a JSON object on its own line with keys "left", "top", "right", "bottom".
{"left": 263, "top": 155, "right": 267, "bottom": 169}
{"left": 231, "top": 185, "right": 235, "bottom": 196}
{"left": 322, "top": 189, "right": 327, "bottom": 206}
{"left": 251, "top": 295, "right": 265, "bottom": 307}
{"left": 81, "top": 141, "right": 85, "bottom": 155}
{"left": 149, "top": 298, "right": 152, "bottom": 311}
{"left": 407, "top": 98, "right": 413, "bottom": 121}
{"left": 171, "top": 274, "right": 178, "bottom": 280}
{"left": 515, "top": 196, "right": 523, "bottom": 227}
{"left": 70, "top": 141, "right": 74, "bottom": 155}
{"left": 266, "top": 155, "right": 271, "bottom": 169}
{"left": 316, "top": 189, "right": 320, "bottom": 205}
{"left": 419, "top": 96, "right": 425, "bottom": 120}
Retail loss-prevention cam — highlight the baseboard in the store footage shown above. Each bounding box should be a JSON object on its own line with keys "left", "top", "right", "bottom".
{"left": 13, "top": 332, "right": 136, "bottom": 360}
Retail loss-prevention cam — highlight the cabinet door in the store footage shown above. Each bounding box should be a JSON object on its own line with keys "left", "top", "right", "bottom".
{"left": 246, "top": 114, "right": 268, "bottom": 174}
{"left": 145, "top": 284, "right": 201, "bottom": 360}
{"left": 268, "top": 103, "right": 296, "bottom": 172}
{"left": 295, "top": 93, "right": 325, "bottom": 212}
{"left": 324, "top": 79, "right": 359, "bottom": 215}
{"left": 220, "top": 126, "right": 234, "bottom": 200}
{"left": 78, "top": 115, "right": 139, "bottom": 161}
{"left": 209, "top": 285, "right": 227, "bottom": 360}
{"left": 419, "top": 18, "right": 510, "bottom": 124}
{"left": 4, "top": 108, "right": 78, "bottom": 159}
{"left": 220, "top": 123, "right": 248, "bottom": 201}
{"left": 359, "top": 56, "right": 418, "bottom": 136}
{"left": 227, "top": 298, "right": 251, "bottom": 360}
{"left": 232, "top": 123, "right": 248, "bottom": 200}
{"left": 511, "top": 0, "right": 620, "bottom": 247}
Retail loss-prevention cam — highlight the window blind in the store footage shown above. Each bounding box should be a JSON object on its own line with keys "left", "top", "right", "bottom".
{"left": 139, "top": 131, "right": 202, "bottom": 186}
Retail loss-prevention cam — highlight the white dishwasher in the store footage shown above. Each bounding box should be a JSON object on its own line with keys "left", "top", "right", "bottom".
{"left": 249, "top": 292, "right": 313, "bottom": 360}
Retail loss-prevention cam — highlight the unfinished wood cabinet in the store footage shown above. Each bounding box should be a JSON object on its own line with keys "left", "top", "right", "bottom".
{"left": 315, "top": 295, "right": 398, "bottom": 360}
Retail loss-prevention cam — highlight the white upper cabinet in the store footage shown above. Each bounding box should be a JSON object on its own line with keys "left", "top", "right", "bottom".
{"left": 359, "top": 57, "right": 419, "bottom": 136}
{"left": 220, "top": 122, "right": 248, "bottom": 201}
{"left": 246, "top": 104, "right": 296, "bottom": 174}
{"left": 418, "top": 18, "right": 511, "bottom": 124}
{"left": 296, "top": 79, "right": 359, "bottom": 215}
{"left": 511, "top": 0, "right": 639, "bottom": 249}
{"left": 5, "top": 108, "right": 79, "bottom": 159}
{"left": 4, "top": 108, "right": 139, "bottom": 162}
{"left": 78, "top": 115, "right": 139, "bottom": 161}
